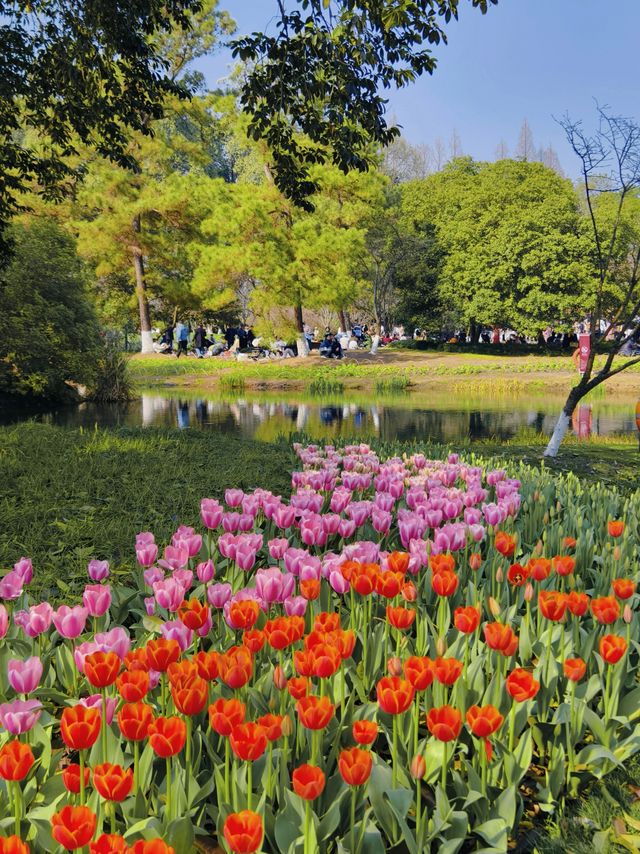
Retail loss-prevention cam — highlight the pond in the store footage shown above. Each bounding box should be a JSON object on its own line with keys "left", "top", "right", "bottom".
{"left": 3, "top": 389, "right": 639, "bottom": 443}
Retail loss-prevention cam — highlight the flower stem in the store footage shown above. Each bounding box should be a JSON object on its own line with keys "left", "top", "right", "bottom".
{"left": 14, "top": 782, "right": 21, "bottom": 836}
{"left": 225, "top": 738, "right": 230, "bottom": 804}
{"left": 79, "top": 750, "right": 86, "bottom": 807}
{"left": 304, "top": 798, "right": 311, "bottom": 854}
{"left": 351, "top": 786, "right": 356, "bottom": 854}
{"left": 392, "top": 715, "right": 398, "bottom": 789}
{"left": 133, "top": 741, "right": 139, "bottom": 796}
{"left": 247, "top": 761, "right": 252, "bottom": 811}
{"left": 166, "top": 756, "right": 172, "bottom": 824}
{"left": 100, "top": 688, "right": 108, "bottom": 764}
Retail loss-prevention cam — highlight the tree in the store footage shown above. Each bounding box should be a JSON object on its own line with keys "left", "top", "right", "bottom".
{"left": 382, "top": 138, "right": 433, "bottom": 183}
{"left": 0, "top": 217, "right": 100, "bottom": 399}
{"left": 544, "top": 107, "right": 640, "bottom": 457}
{"left": 515, "top": 119, "right": 535, "bottom": 162}
{"left": 0, "top": 0, "right": 207, "bottom": 263}
{"left": 401, "top": 158, "right": 593, "bottom": 338}
{"left": 495, "top": 140, "right": 509, "bottom": 160}
{"left": 449, "top": 129, "right": 464, "bottom": 159}
{"left": 232, "top": 0, "right": 498, "bottom": 209}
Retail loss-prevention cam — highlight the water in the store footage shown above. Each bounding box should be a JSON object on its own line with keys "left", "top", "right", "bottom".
{"left": 2, "top": 391, "right": 638, "bottom": 442}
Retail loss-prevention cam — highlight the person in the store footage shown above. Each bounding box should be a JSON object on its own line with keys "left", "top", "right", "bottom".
{"left": 193, "top": 324, "right": 210, "bottom": 358}
{"left": 319, "top": 331, "right": 343, "bottom": 359}
{"left": 224, "top": 326, "right": 236, "bottom": 349}
{"left": 153, "top": 322, "right": 174, "bottom": 353}
{"left": 175, "top": 320, "right": 189, "bottom": 358}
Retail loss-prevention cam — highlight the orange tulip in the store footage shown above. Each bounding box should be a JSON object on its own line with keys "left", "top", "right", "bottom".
{"left": 263, "top": 617, "right": 297, "bottom": 650}
{"left": 338, "top": 747, "right": 373, "bottom": 786}
{"left": 351, "top": 563, "right": 379, "bottom": 596}
{"left": 92, "top": 763, "right": 133, "bottom": 802}
{"left": 494, "top": 531, "right": 516, "bottom": 557}
{"left": 562, "top": 536, "right": 577, "bottom": 550}
{"left": 608, "top": 520, "right": 624, "bottom": 538}
{"left": 567, "top": 591, "right": 589, "bottom": 617}
{"left": 387, "top": 551, "right": 410, "bottom": 574}
{"left": 219, "top": 646, "right": 253, "bottom": 690}
{"left": 145, "top": 639, "right": 180, "bottom": 673}
{"left": 469, "top": 553, "right": 482, "bottom": 571}
{"left": 563, "top": 658, "right": 587, "bottom": 681}
{"left": 431, "top": 569, "right": 458, "bottom": 597}
{"left": 127, "top": 841, "right": 176, "bottom": 854}
{"left": 117, "top": 702, "right": 154, "bottom": 742}
{"left": 296, "top": 695, "right": 334, "bottom": 730}
{"left": 166, "top": 659, "right": 199, "bottom": 687}
{"left": 300, "top": 579, "right": 321, "bottom": 600}
{"left": 483, "top": 622, "right": 516, "bottom": 652}
{"left": 147, "top": 716, "right": 186, "bottom": 757}
{"left": 600, "top": 633, "right": 627, "bottom": 664}
{"left": 171, "top": 676, "right": 208, "bottom": 716}
{"left": 403, "top": 656, "right": 434, "bottom": 691}
{"left": 376, "top": 571, "right": 404, "bottom": 599}
{"left": 506, "top": 563, "right": 529, "bottom": 587}
{"left": 352, "top": 720, "right": 378, "bottom": 745}
{"left": 124, "top": 648, "right": 149, "bottom": 673}
{"left": 528, "top": 557, "right": 552, "bottom": 582}
{"left": 230, "top": 722, "right": 268, "bottom": 762}
{"left": 591, "top": 596, "right": 620, "bottom": 625}
{"left": 466, "top": 705, "right": 503, "bottom": 737}
{"left": 61, "top": 705, "right": 101, "bottom": 751}
{"left": 51, "top": 805, "right": 97, "bottom": 851}
{"left": 116, "top": 670, "right": 149, "bottom": 703}
{"left": 256, "top": 713, "right": 283, "bottom": 742}
{"left": 62, "top": 763, "right": 91, "bottom": 794}
{"left": 612, "top": 578, "right": 635, "bottom": 600}
{"left": 0, "top": 838, "right": 30, "bottom": 854}
{"left": 331, "top": 629, "right": 356, "bottom": 660}
{"left": 227, "top": 600, "right": 260, "bottom": 631}
{"left": 386, "top": 606, "right": 416, "bottom": 630}
{"left": 178, "top": 598, "right": 210, "bottom": 631}
{"left": 193, "top": 650, "right": 219, "bottom": 682}
{"left": 426, "top": 705, "right": 462, "bottom": 742}
{"left": 454, "top": 606, "right": 480, "bottom": 634}
{"left": 223, "top": 810, "right": 263, "bottom": 854}
{"left": 291, "top": 765, "right": 325, "bottom": 800}
{"left": 0, "top": 740, "right": 34, "bottom": 781}
{"left": 430, "top": 554, "right": 455, "bottom": 575}
{"left": 85, "top": 651, "right": 121, "bottom": 689}
{"left": 311, "top": 643, "right": 342, "bottom": 679}
{"left": 538, "top": 590, "right": 568, "bottom": 622}
{"left": 505, "top": 668, "right": 539, "bottom": 702}
{"left": 314, "top": 612, "right": 341, "bottom": 632}
{"left": 376, "top": 676, "right": 415, "bottom": 715}
{"left": 208, "top": 698, "right": 246, "bottom": 737}
{"left": 433, "top": 657, "right": 463, "bottom": 686}
{"left": 287, "top": 677, "right": 311, "bottom": 700}
{"left": 90, "top": 835, "right": 127, "bottom": 854}
{"left": 552, "top": 556, "right": 575, "bottom": 577}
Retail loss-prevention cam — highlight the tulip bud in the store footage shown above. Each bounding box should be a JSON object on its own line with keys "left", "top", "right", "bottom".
{"left": 469, "top": 553, "right": 482, "bottom": 571}
{"left": 556, "top": 501, "right": 562, "bottom": 513}
{"left": 436, "top": 636, "right": 446, "bottom": 657}
{"left": 534, "top": 540, "right": 543, "bottom": 555}
{"left": 614, "top": 546, "right": 622, "bottom": 561}
{"left": 280, "top": 714, "right": 293, "bottom": 737}
{"left": 543, "top": 512, "right": 549, "bottom": 525}
{"left": 524, "top": 582, "right": 534, "bottom": 603}
{"left": 401, "top": 582, "right": 417, "bottom": 603}
{"left": 387, "top": 657, "right": 402, "bottom": 677}
{"left": 495, "top": 566, "right": 503, "bottom": 584}
{"left": 273, "top": 665, "right": 287, "bottom": 690}
{"left": 624, "top": 604, "right": 633, "bottom": 624}
{"left": 410, "top": 754, "right": 426, "bottom": 780}
{"left": 488, "top": 596, "right": 501, "bottom": 618}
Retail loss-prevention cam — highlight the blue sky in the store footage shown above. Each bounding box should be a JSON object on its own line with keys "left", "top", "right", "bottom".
{"left": 196, "top": 0, "right": 640, "bottom": 174}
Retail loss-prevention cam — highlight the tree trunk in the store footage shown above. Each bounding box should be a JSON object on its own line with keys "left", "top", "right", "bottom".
{"left": 544, "top": 385, "right": 583, "bottom": 457}
{"left": 294, "top": 302, "right": 308, "bottom": 357}
{"left": 132, "top": 215, "right": 153, "bottom": 354}
{"left": 339, "top": 309, "right": 348, "bottom": 334}
{"left": 469, "top": 319, "right": 480, "bottom": 344}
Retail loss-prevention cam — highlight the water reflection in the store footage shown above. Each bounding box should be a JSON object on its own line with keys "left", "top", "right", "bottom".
{"left": 3, "top": 393, "right": 637, "bottom": 442}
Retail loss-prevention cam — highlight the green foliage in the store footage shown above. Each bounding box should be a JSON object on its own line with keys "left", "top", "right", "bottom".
{"left": 0, "top": 0, "right": 208, "bottom": 261}
{"left": 89, "top": 345, "right": 134, "bottom": 403}
{"left": 402, "top": 158, "right": 594, "bottom": 334}
{"left": 232, "top": 0, "right": 497, "bottom": 208}
{"left": 0, "top": 218, "right": 100, "bottom": 400}
{"left": 308, "top": 377, "right": 345, "bottom": 395}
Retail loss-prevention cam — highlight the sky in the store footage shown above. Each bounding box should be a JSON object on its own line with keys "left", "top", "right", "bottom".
{"left": 195, "top": 0, "right": 640, "bottom": 175}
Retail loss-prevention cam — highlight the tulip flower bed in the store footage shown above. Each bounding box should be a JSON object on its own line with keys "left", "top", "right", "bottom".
{"left": 0, "top": 442, "right": 639, "bottom": 853}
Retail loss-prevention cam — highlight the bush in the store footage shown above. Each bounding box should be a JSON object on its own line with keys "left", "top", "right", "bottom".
{"left": 0, "top": 217, "right": 100, "bottom": 400}
{"left": 89, "top": 344, "right": 134, "bottom": 402}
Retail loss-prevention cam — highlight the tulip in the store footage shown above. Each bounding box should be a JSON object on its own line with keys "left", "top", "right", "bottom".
{"left": 600, "top": 633, "right": 627, "bottom": 665}
{"left": 223, "top": 810, "right": 263, "bottom": 854}
{"left": 505, "top": 668, "right": 539, "bottom": 702}
{"left": 427, "top": 705, "right": 462, "bottom": 742}
{"left": 53, "top": 605, "right": 88, "bottom": 639}
{"left": 207, "top": 582, "right": 233, "bottom": 609}
{"left": 0, "top": 740, "right": 34, "bottom": 781}
{"left": 51, "top": 805, "right": 97, "bottom": 851}
{"left": 338, "top": 747, "right": 372, "bottom": 786}
{"left": 88, "top": 559, "right": 110, "bottom": 581}
{"left": 410, "top": 754, "right": 426, "bottom": 779}
{"left": 78, "top": 695, "right": 117, "bottom": 726}
{"left": 83, "top": 584, "right": 112, "bottom": 618}
{"left": 292, "top": 764, "right": 325, "bottom": 800}
{"left": 90, "top": 835, "right": 127, "bottom": 854}
{"left": 0, "top": 571, "right": 24, "bottom": 600}
{"left": 608, "top": 520, "right": 624, "bottom": 538}
{"left": 591, "top": 596, "right": 620, "bottom": 625}
{"left": 454, "top": 606, "right": 480, "bottom": 634}
{"left": 196, "top": 559, "right": 215, "bottom": 583}
{"left": 117, "top": 702, "right": 154, "bottom": 743}
{"left": 127, "top": 842, "right": 176, "bottom": 854}
{"left": 466, "top": 704, "right": 504, "bottom": 737}
{"left": 494, "top": 531, "right": 516, "bottom": 557}
{"left": 612, "top": 578, "right": 635, "bottom": 600}
{"left": 7, "top": 656, "right": 43, "bottom": 695}
{"left": 0, "top": 699, "right": 42, "bottom": 735}
{"left": 62, "top": 763, "right": 91, "bottom": 795}
{"left": 95, "top": 626, "right": 130, "bottom": 661}
{"left": 85, "top": 652, "right": 121, "bottom": 689}
{"left": 145, "top": 639, "right": 180, "bottom": 673}
{"left": 563, "top": 658, "right": 587, "bottom": 682}
{"left": 0, "top": 839, "right": 29, "bottom": 854}
{"left": 93, "top": 763, "right": 133, "bottom": 802}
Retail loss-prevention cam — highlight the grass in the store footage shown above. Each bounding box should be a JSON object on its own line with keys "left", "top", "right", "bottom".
{"left": 309, "top": 377, "right": 345, "bottom": 395}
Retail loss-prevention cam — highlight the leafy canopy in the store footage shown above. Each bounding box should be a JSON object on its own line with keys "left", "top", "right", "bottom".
{"left": 232, "top": 0, "right": 497, "bottom": 209}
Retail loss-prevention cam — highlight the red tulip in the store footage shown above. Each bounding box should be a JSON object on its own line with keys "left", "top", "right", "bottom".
{"left": 338, "top": 747, "right": 373, "bottom": 786}
{"left": 291, "top": 764, "right": 325, "bottom": 800}
{"left": 426, "top": 705, "right": 462, "bottom": 742}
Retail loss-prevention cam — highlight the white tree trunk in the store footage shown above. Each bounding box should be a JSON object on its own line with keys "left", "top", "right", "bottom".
{"left": 296, "top": 337, "right": 309, "bottom": 358}
{"left": 370, "top": 334, "right": 380, "bottom": 355}
{"left": 544, "top": 412, "right": 571, "bottom": 457}
{"left": 140, "top": 330, "right": 154, "bottom": 354}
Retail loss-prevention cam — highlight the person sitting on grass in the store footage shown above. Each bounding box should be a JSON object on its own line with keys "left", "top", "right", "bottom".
{"left": 319, "top": 331, "right": 343, "bottom": 359}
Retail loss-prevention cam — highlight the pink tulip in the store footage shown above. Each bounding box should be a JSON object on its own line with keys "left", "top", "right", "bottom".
{"left": 144, "top": 597, "right": 156, "bottom": 616}
{"left": 225, "top": 488, "right": 244, "bottom": 507}
{"left": 173, "top": 569, "right": 194, "bottom": 593}
{"left": 8, "top": 656, "right": 43, "bottom": 694}
{"left": 94, "top": 627, "right": 131, "bottom": 660}
{"left": 74, "top": 641, "right": 99, "bottom": 674}
{"left": 200, "top": 499, "right": 223, "bottom": 529}
{"left": 268, "top": 538, "right": 289, "bottom": 560}
{"left": 153, "top": 578, "right": 184, "bottom": 612}
{"left": 218, "top": 533, "right": 238, "bottom": 560}
{"left": 78, "top": 695, "right": 116, "bottom": 725}
{"left": 87, "top": 559, "right": 110, "bottom": 582}
{"left": 0, "top": 699, "right": 42, "bottom": 734}
{"left": 0, "top": 605, "right": 9, "bottom": 639}
{"left": 329, "top": 569, "right": 350, "bottom": 594}
{"left": 255, "top": 568, "right": 295, "bottom": 604}
{"left": 235, "top": 544, "right": 257, "bottom": 572}
{"left": 53, "top": 605, "right": 88, "bottom": 639}
{"left": 136, "top": 543, "right": 158, "bottom": 568}
{"left": 330, "top": 488, "right": 352, "bottom": 514}
{"left": 372, "top": 508, "right": 392, "bottom": 535}
{"left": 222, "top": 512, "right": 241, "bottom": 533}
{"left": 174, "top": 532, "right": 202, "bottom": 558}
{"left": 207, "top": 582, "right": 232, "bottom": 609}
{"left": 284, "top": 595, "right": 307, "bottom": 617}
{"left": 274, "top": 505, "right": 296, "bottom": 529}
{"left": 13, "top": 557, "right": 33, "bottom": 584}
{"left": 13, "top": 603, "right": 53, "bottom": 638}
{"left": 482, "top": 504, "right": 503, "bottom": 528}
{"left": 241, "top": 495, "right": 260, "bottom": 517}
{"left": 321, "top": 514, "right": 341, "bottom": 535}
{"left": 160, "top": 621, "right": 193, "bottom": 652}
{"left": 82, "top": 584, "right": 112, "bottom": 618}
{"left": 136, "top": 532, "right": 155, "bottom": 546}
{"left": 338, "top": 519, "right": 356, "bottom": 539}
{"left": 237, "top": 514, "right": 255, "bottom": 532}
{"left": 143, "top": 567, "right": 164, "bottom": 587}
{"left": 158, "top": 545, "right": 189, "bottom": 572}
{"left": 197, "top": 611, "right": 213, "bottom": 637}
{"left": 0, "top": 571, "right": 24, "bottom": 600}
{"left": 196, "top": 560, "right": 215, "bottom": 583}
